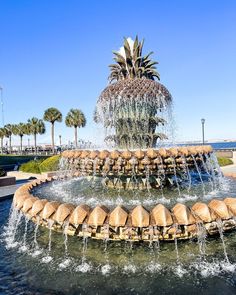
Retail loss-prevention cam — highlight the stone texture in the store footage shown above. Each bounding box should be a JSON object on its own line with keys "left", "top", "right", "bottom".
{"left": 172, "top": 203, "right": 195, "bottom": 225}
{"left": 192, "top": 202, "right": 214, "bottom": 223}
{"left": 15, "top": 194, "right": 31, "bottom": 209}
{"left": 54, "top": 203, "right": 75, "bottom": 223}
{"left": 224, "top": 197, "right": 236, "bottom": 215}
{"left": 31, "top": 199, "right": 48, "bottom": 217}
{"left": 109, "top": 206, "right": 128, "bottom": 227}
{"left": 42, "top": 201, "right": 61, "bottom": 219}
{"left": 131, "top": 205, "right": 150, "bottom": 227}
{"left": 151, "top": 204, "right": 173, "bottom": 226}
{"left": 22, "top": 196, "right": 39, "bottom": 213}
{"left": 69, "top": 204, "right": 90, "bottom": 225}
{"left": 87, "top": 205, "right": 109, "bottom": 226}
{"left": 208, "top": 199, "right": 232, "bottom": 220}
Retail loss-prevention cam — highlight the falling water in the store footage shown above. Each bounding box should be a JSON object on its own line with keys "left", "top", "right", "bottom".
{"left": 144, "top": 162, "right": 152, "bottom": 197}
{"left": 33, "top": 216, "right": 40, "bottom": 248}
{"left": 205, "top": 153, "right": 218, "bottom": 189}
{"left": 157, "top": 156, "right": 166, "bottom": 199}
{"left": 95, "top": 87, "right": 173, "bottom": 149}
{"left": 174, "top": 224, "right": 180, "bottom": 262}
{"left": 63, "top": 222, "right": 69, "bottom": 256}
{"left": 171, "top": 157, "right": 181, "bottom": 197}
{"left": 210, "top": 153, "right": 224, "bottom": 188}
{"left": 148, "top": 225, "right": 154, "bottom": 248}
{"left": 40, "top": 219, "right": 54, "bottom": 263}
{"left": 6, "top": 205, "right": 17, "bottom": 232}
{"left": 4, "top": 206, "right": 22, "bottom": 249}
{"left": 48, "top": 219, "right": 54, "bottom": 253}
{"left": 192, "top": 155, "right": 206, "bottom": 195}
{"left": 22, "top": 216, "right": 29, "bottom": 250}
{"left": 103, "top": 224, "right": 110, "bottom": 251}
{"left": 82, "top": 223, "right": 88, "bottom": 252}
{"left": 181, "top": 155, "right": 192, "bottom": 193}
{"left": 199, "top": 154, "right": 214, "bottom": 191}
{"left": 154, "top": 233, "right": 160, "bottom": 253}
{"left": 196, "top": 222, "right": 207, "bottom": 256}
{"left": 216, "top": 219, "right": 230, "bottom": 264}
{"left": 92, "top": 157, "right": 98, "bottom": 187}
{"left": 174, "top": 234, "right": 179, "bottom": 262}
{"left": 130, "top": 157, "right": 139, "bottom": 198}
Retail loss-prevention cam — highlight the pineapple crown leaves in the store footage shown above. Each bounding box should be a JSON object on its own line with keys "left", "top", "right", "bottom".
{"left": 108, "top": 36, "right": 160, "bottom": 83}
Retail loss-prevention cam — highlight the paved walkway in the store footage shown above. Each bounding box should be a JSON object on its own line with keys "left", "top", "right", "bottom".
{"left": 7, "top": 171, "right": 43, "bottom": 181}
{"left": 0, "top": 180, "right": 30, "bottom": 200}
{"left": 0, "top": 171, "right": 42, "bottom": 200}
{"left": 221, "top": 164, "right": 236, "bottom": 174}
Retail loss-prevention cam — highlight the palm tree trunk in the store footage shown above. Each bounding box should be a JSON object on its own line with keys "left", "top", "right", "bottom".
{"left": 51, "top": 122, "right": 55, "bottom": 154}
{"left": 34, "top": 133, "right": 37, "bottom": 154}
{"left": 20, "top": 135, "right": 23, "bottom": 154}
{"left": 74, "top": 126, "right": 78, "bottom": 148}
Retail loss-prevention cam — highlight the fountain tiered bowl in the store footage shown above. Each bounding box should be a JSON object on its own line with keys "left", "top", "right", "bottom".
{"left": 13, "top": 145, "right": 236, "bottom": 243}
{"left": 61, "top": 145, "right": 213, "bottom": 189}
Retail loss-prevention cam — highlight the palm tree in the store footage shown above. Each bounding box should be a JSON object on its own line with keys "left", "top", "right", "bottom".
{"left": 43, "top": 108, "right": 62, "bottom": 154}
{"left": 0, "top": 127, "right": 7, "bottom": 154}
{"left": 14, "top": 123, "right": 31, "bottom": 154}
{"left": 65, "top": 109, "right": 86, "bottom": 147}
{"left": 4, "top": 124, "right": 15, "bottom": 153}
{"left": 28, "top": 117, "right": 45, "bottom": 154}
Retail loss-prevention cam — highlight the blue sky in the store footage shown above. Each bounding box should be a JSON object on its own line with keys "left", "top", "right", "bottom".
{"left": 0, "top": 0, "right": 236, "bottom": 145}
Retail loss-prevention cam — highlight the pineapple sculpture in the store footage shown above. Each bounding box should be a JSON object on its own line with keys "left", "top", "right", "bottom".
{"left": 95, "top": 36, "right": 172, "bottom": 149}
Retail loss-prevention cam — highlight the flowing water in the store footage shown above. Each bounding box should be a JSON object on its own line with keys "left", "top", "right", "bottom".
{"left": 1, "top": 177, "right": 236, "bottom": 294}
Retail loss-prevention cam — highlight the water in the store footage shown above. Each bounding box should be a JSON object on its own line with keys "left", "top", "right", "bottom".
{"left": 1, "top": 199, "right": 236, "bottom": 294}
{"left": 96, "top": 84, "right": 174, "bottom": 149}
{"left": 2, "top": 174, "right": 236, "bottom": 294}
{"left": 179, "top": 141, "right": 236, "bottom": 150}
{"left": 32, "top": 175, "right": 236, "bottom": 210}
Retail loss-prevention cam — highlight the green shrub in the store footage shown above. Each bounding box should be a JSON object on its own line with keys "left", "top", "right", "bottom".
{"left": 19, "top": 160, "right": 43, "bottom": 174}
{"left": 39, "top": 155, "right": 60, "bottom": 172}
{"left": 19, "top": 155, "right": 61, "bottom": 174}
{"left": 0, "top": 167, "right": 6, "bottom": 177}
{"left": 217, "top": 157, "right": 233, "bottom": 167}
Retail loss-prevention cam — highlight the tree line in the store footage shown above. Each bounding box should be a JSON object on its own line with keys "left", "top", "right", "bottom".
{"left": 0, "top": 107, "right": 86, "bottom": 154}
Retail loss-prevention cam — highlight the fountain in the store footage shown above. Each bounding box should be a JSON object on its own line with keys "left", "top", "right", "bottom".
{"left": 10, "top": 37, "right": 236, "bottom": 245}
{"left": 2, "top": 36, "right": 236, "bottom": 294}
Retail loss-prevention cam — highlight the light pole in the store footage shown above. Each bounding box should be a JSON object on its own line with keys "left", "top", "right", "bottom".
{"left": 201, "top": 118, "right": 205, "bottom": 145}
{"left": 59, "top": 135, "right": 62, "bottom": 147}
{"left": 0, "top": 86, "right": 4, "bottom": 127}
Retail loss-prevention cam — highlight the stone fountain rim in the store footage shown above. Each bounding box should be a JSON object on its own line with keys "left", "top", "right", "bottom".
{"left": 12, "top": 172, "right": 236, "bottom": 242}
{"left": 61, "top": 145, "right": 214, "bottom": 159}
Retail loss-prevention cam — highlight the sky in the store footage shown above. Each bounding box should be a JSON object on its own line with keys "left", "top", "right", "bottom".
{"left": 0, "top": 0, "right": 236, "bottom": 146}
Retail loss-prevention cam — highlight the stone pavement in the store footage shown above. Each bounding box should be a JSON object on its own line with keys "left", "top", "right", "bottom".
{"left": 221, "top": 164, "right": 236, "bottom": 175}
{"left": 7, "top": 171, "right": 43, "bottom": 181}
{"left": 0, "top": 180, "right": 30, "bottom": 200}
{"left": 0, "top": 171, "right": 42, "bottom": 200}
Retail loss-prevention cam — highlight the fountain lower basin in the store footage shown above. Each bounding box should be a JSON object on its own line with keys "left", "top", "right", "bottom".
{"left": 13, "top": 175, "right": 236, "bottom": 242}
